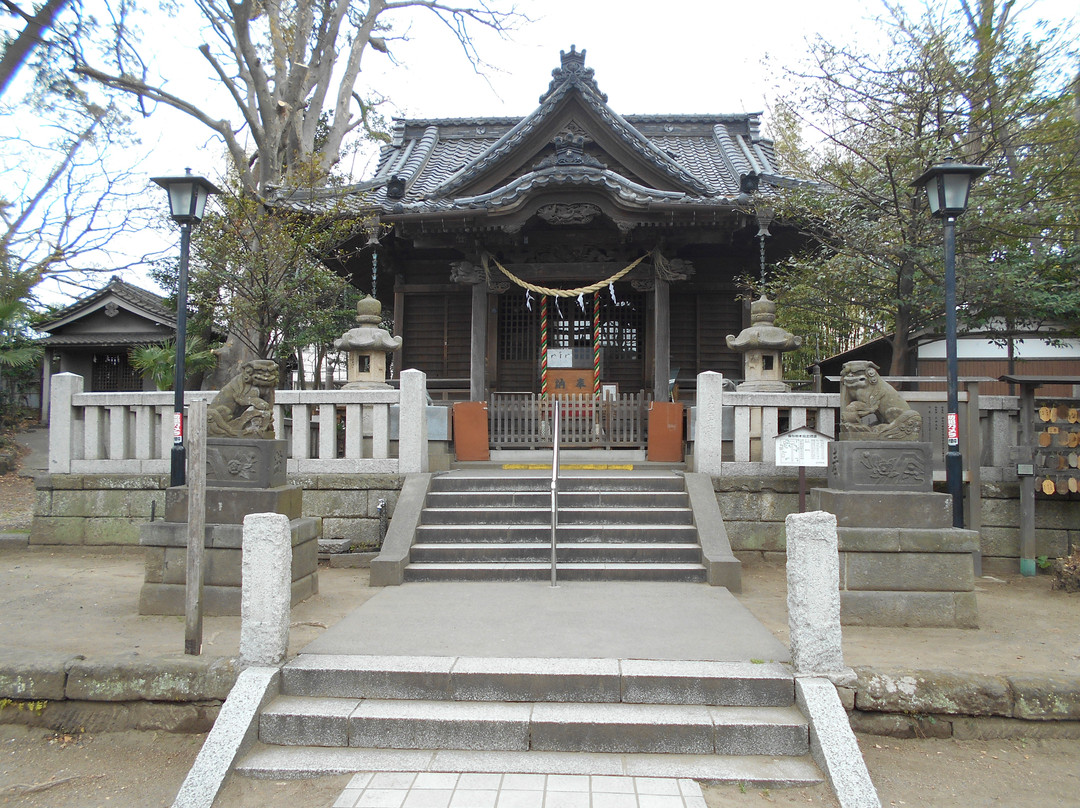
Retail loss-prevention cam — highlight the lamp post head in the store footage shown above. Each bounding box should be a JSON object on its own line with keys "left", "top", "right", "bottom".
{"left": 913, "top": 157, "right": 989, "bottom": 218}
{"left": 151, "top": 168, "right": 223, "bottom": 225}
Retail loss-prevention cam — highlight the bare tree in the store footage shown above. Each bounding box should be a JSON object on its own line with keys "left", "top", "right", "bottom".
{"left": 76, "top": 0, "right": 524, "bottom": 197}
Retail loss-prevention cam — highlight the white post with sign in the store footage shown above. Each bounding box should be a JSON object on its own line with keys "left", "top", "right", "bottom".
{"left": 774, "top": 426, "right": 832, "bottom": 512}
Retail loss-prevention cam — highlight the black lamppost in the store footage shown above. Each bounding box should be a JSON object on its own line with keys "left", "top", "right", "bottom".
{"left": 913, "top": 157, "right": 988, "bottom": 528}
{"left": 152, "top": 170, "right": 221, "bottom": 487}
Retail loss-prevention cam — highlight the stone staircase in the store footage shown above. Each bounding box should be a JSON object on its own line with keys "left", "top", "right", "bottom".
{"left": 234, "top": 654, "right": 823, "bottom": 785}
{"left": 403, "top": 471, "right": 708, "bottom": 583}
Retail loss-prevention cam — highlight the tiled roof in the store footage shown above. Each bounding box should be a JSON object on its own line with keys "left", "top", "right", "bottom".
{"left": 272, "top": 48, "right": 797, "bottom": 217}
{"left": 37, "top": 276, "right": 174, "bottom": 333}
{"left": 38, "top": 332, "right": 173, "bottom": 347}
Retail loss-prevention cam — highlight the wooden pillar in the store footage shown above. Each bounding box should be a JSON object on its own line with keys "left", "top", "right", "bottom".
{"left": 470, "top": 281, "right": 488, "bottom": 401}
{"left": 653, "top": 278, "right": 670, "bottom": 401}
{"left": 392, "top": 276, "right": 405, "bottom": 378}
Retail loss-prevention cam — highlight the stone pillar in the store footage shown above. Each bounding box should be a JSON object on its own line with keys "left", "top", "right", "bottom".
{"left": 470, "top": 281, "right": 488, "bottom": 401}
{"left": 786, "top": 510, "right": 845, "bottom": 675}
{"left": 694, "top": 371, "right": 725, "bottom": 476}
{"left": 239, "top": 512, "right": 292, "bottom": 667}
{"left": 399, "top": 368, "right": 429, "bottom": 474}
{"left": 653, "top": 278, "right": 670, "bottom": 401}
{"left": 48, "top": 372, "right": 83, "bottom": 474}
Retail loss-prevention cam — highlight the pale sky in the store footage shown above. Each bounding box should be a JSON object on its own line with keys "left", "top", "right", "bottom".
{"left": 22, "top": 0, "right": 1080, "bottom": 301}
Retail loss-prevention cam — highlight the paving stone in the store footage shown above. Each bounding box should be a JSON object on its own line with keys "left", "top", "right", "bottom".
{"left": 64, "top": 656, "right": 239, "bottom": 701}
{"left": 841, "top": 551, "right": 974, "bottom": 592}
{"left": 1009, "top": 674, "right": 1080, "bottom": 721}
{"left": 854, "top": 668, "right": 1012, "bottom": 717}
{"left": 841, "top": 591, "right": 978, "bottom": 628}
{"left": 0, "top": 651, "right": 81, "bottom": 700}
{"left": 349, "top": 700, "right": 531, "bottom": 751}
{"left": 530, "top": 703, "right": 714, "bottom": 754}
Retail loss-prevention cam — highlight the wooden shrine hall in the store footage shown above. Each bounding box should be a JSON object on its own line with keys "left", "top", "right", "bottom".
{"left": 276, "top": 46, "right": 806, "bottom": 446}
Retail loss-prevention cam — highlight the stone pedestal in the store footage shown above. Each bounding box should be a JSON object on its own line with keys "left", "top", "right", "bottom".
{"left": 810, "top": 441, "right": 979, "bottom": 628}
{"left": 138, "top": 438, "right": 319, "bottom": 616}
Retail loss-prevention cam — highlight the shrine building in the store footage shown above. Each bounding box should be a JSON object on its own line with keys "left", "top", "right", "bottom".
{"left": 277, "top": 47, "right": 806, "bottom": 433}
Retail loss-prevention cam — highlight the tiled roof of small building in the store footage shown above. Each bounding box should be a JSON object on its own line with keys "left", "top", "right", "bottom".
{"left": 37, "top": 276, "right": 174, "bottom": 334}
{"left": 272, "top": 47, "right": 794, "bottom": 217}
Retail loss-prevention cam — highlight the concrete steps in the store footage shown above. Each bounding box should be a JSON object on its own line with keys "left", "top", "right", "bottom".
{"left": 404, "top": 471, "right": 708, "bottom": 583}
{"left": 236, "top": 655, "right": 823, "bottom": 785}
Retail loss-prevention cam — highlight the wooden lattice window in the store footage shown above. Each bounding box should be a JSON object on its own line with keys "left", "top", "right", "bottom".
{"left": 92, "top": 352, "right": 142, "bottom": 391}
{"left": 597, "top": 290, "right": 644, "bottom": 360}
{"left": 498, "top": 293, "right": 539, "bottom": 361}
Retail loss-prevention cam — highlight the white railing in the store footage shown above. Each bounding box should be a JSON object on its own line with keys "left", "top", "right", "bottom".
{"left": 47, "top": 369, "right": 430, "bottom": 477}
{"left": 691, "top": 371, "right": 1019, "bottom": 481}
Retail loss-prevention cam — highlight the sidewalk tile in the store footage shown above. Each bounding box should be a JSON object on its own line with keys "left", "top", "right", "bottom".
{"left": 591, "top": 776, "right": 635, "bottom": 794}
{"left": 593, "top": 794, "right": 638, "bottom": 808}
{"left": 415, "top": 773, "right": 462, "bottom": 789}
{"left": 458, "top": 774, "right": 504, "bottom": 790}
{"left": 637, "top": 795, "right": 684, "bottom": 808}
{"left": 634, "top": 778, "right": 681, "bottom": 796}
{"left": 502, "top": 774, "right": 547, "bottom": 791}
{"left": 403, "top": 788, "right": 454, "bottom": 808}
{"left": 497, "top": 790, "right": 545, "bottom": 808}
{"left": 370, "top": 772, "right": 419, "bottom": 789}
{"left": 334, "top": 790, "right": 363, "bottom": 808}
{"left": 546, "top": 774, "right": 591, "bottom": 792}
{"left": 450, "top": 789, "right": 500, "bottom": 808}
{"left": 357, "top": 789, "right": 410, "bottom": 808}
{"left": 544, "top": 791, "right": 590, "bottom": 808}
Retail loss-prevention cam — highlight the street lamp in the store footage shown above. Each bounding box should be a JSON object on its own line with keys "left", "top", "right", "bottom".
{"left": 152, "top": 169, "right": 222, "bottom": 486}
{"left": 913, "top": 157, "right": 988, "bottom": 528}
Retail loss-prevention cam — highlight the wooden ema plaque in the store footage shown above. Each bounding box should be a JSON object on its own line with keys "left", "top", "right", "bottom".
{"left": 1034, "top": 400, "right": 1080, "bottom": 496}
{"left": 548, "top": 368, "right": 595, "bottom": 397}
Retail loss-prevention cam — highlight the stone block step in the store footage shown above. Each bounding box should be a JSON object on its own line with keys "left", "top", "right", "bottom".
{"left": 429, "top": 473, "right": 686, "bottom": 494}
{"left": 425, "top": 491, "right": 690, "bottom": 509}
{"left": 234, "top": 744, "right": 824, "bottom": 786}
{"left": 280, "top": 656, "right": 795, "bottom": 707}
{"left": 409, "top": 542, "right": 703, "bottom": 565}
{"left": 421, "top": 507, "right": 695, "bottom": 526}
{"left": 402, "top": 563, "right": 707, "bottom": 583}
{"left": 259, "top": 696, "right": 808, "bottom": 756}
{"left": 414, "top": 525, "right": 699, "bottom": 544}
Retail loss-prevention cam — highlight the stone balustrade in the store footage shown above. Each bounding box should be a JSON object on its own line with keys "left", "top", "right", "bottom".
{"left": 47, "top": 369, "right": 431, "bottom": 477}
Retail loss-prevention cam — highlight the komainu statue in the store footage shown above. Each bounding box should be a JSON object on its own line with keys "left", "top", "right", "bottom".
{"left": 838, "top": 360, "right": 922, "bottom": 441}
{"left": 206, "top": 359, "right": 278, "bottom": 440}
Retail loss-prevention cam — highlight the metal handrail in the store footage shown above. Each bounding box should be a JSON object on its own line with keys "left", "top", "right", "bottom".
{"left": 549, "top": 399, "right": 561, "bottom": 588}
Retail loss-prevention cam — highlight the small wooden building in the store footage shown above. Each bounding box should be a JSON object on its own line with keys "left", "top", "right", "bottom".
{"left": 278, "top": 47, "right": 804, "bottom": 440}
{"left": 36, "top": 276, "right": 176, "bottom": 416}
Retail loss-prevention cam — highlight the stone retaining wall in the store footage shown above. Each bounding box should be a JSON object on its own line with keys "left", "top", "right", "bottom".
{"left": 839, "top": 667, "right": 1080, "bottom": 740}
{"left": 0, "top": 651, "right": 237, "bottom": 733}
{"left": 716, "top": 476, "right": 1079, "bottom": 571}
{"left": 29, "top": 473, "right": 403, "bottom": 550}
{"left": 28, "top": 473, "right": 1078, "bottom": 569}
{"left": 1, "top": 653, "right": 1076, "bottom": 741}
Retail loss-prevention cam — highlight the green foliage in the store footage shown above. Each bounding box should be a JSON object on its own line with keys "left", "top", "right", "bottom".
{"left": 129, "top": 336, "right": 219, "bottom": 391}
{"left": 180, "top": 175, "right": 369, "bottom": 364}
{"left": 769, "top": 1, "right": 1080, "bottom": 376}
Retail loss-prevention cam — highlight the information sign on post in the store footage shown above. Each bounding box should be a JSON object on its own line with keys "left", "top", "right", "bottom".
{"left": 774, "top": 426, "right": 832, "bottom": 512}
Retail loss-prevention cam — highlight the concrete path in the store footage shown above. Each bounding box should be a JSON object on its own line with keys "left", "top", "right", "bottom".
{"left": 14, "top": 424, "right": 48, "bottom": 476}
{"left": 300, "top": 582, "right": 789, "bottom": 663}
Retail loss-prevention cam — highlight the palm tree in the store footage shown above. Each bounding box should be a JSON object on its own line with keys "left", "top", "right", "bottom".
{"left": 130, "top": 336, "right": 219, "bottom": 391}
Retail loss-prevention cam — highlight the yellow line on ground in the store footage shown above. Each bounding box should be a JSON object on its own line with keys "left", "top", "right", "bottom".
{"left": 501, "top": 464, "right": 635, "bottom": 470}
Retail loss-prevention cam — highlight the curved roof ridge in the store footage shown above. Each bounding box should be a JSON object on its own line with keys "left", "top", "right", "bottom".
{"left": 432, "top": 49, "right": 712, "bottom": 199}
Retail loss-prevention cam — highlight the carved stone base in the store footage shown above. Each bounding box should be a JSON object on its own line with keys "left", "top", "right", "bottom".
{"left": 828, "top": 441, "right": 933, "bottom": 493}
{"left": 810, "top": 483, "right": 979, "bottom": 628}
{"left": 206, "top": 438, "right": 287, "bottom": 489}
{"left": 139, "top": 478, "right": 319, "bottom": 616}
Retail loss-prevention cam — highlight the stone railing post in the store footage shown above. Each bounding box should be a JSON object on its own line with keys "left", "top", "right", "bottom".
{"left": 239, "top": 513, "right": 292, "bottom": 667}
{"left": 48, "top": 373, "right": 83, "bottom": 475}
{"left": 786, "top": 510, "right": 847, "bottom": 677}
{"left": 693, "top": 371, "right": 724, "bottom": 476}
{"left": 398, "top": 368, "right": 428, "bottom": 474}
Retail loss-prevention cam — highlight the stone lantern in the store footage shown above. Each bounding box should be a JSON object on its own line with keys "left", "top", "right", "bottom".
{"left": 725, "top": 295, "right": 802, "bottom": 392}
{"left": 334, "top": 296, "right": 403, "bottom": 389}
